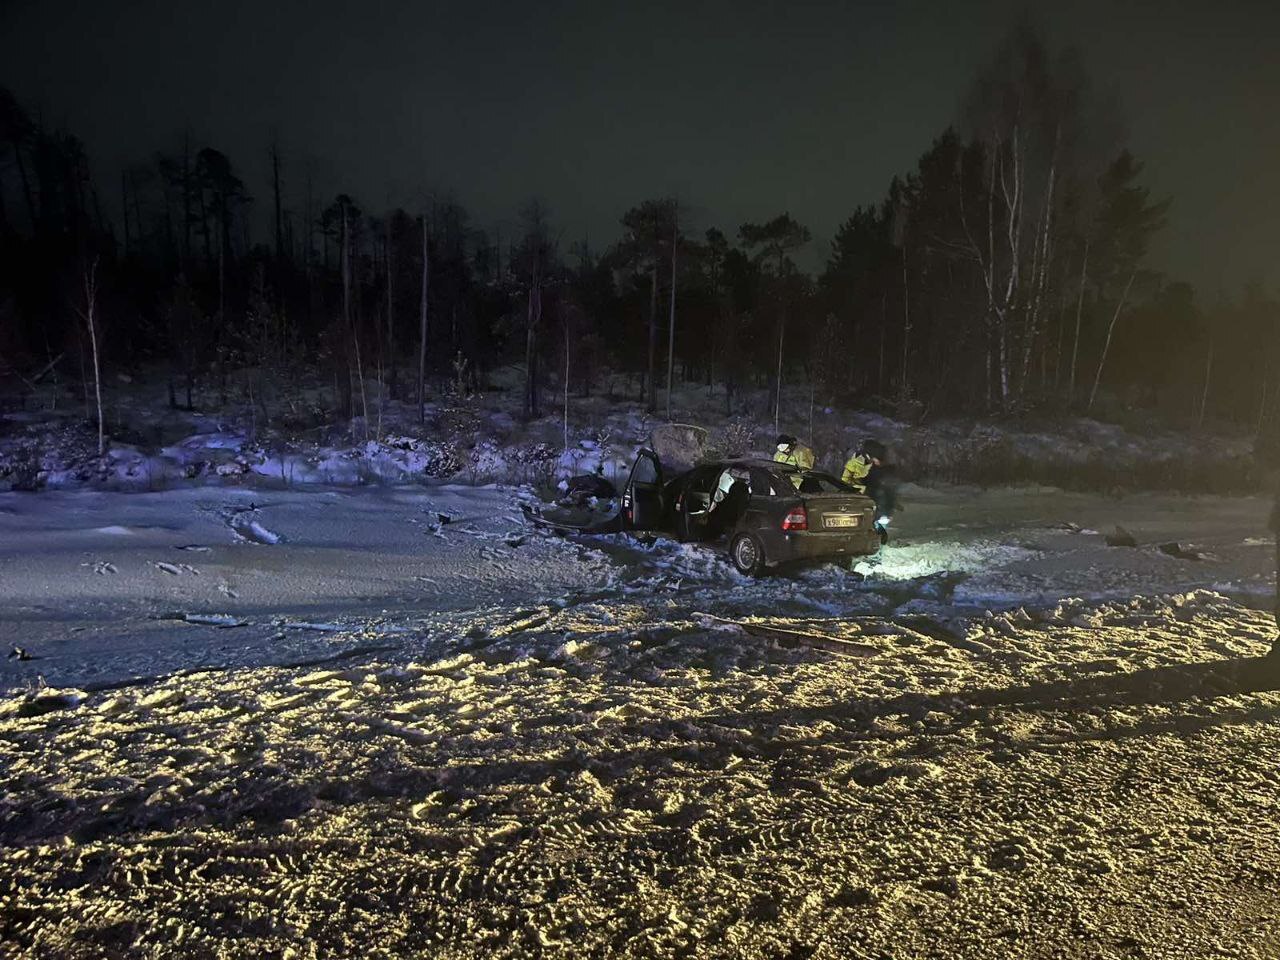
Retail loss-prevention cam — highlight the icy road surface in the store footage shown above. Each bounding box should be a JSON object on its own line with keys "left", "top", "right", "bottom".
{"left": 3, "top": 484, "right": 1280, "bottom": 958}
{"left": 0, "top": 483, "right": 1272, "bottom": 693}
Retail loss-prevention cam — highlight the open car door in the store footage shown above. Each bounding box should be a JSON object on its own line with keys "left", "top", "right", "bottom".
{"left": 621, "top": 448, "right": 665, "bottom": 530}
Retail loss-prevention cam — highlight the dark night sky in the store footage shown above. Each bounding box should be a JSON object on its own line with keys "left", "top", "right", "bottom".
{"left": 3, "top": 0, "right": 1278, "bottom": 293}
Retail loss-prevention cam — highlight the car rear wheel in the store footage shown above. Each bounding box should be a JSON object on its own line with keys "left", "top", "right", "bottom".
{"left": 730, "top": 533, "right": 766, "bottom": 576}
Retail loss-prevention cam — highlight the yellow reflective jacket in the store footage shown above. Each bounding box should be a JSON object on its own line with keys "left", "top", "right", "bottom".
{"left": 774, "top": 444, "right": 815, "bottom": 485}
{"left": 841, "top": 454, "right": 871, "bottom": 491}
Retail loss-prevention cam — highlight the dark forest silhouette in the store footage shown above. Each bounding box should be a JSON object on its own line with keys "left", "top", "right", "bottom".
{"left": 1, "top": 24, "right": 1277, "bottom": 440}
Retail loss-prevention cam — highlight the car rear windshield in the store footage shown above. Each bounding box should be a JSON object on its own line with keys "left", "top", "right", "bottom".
{"left": 796, "top": 473, "right": 855, "bottom": 494}
{"left": 750, "top": 468, "right": 854, "bottom": 496}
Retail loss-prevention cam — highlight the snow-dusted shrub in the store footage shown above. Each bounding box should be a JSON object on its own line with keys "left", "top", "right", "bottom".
{"left": 511, "top": 441, "right": 556, "bottom": 466}
{"left": 445, "top": 351, "right": 477, "bottom": 402}
{"left": 420, "top": 440, "right": 463, "bottom": 479}
{"left": 276, "top": 398, "right": 329, "bottom": 434}
{"left": 709, "top": 418, "right": 755, "bottom": 459}
{"left": 510, "top": 442, "right": 559, "bottom": 492}
{"left": 464, "top": 438, "right": 507, "bottom": 484}
{"left": 1, "top": 441, "right": 42, "bottom": 491}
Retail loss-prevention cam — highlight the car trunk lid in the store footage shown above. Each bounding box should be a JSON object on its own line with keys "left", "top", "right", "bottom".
{"left": 800, "top": 492, "right": 875, "bottom": 532}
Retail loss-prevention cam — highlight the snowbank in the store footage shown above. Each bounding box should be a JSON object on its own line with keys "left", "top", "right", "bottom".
{"left": 0, "top": 372, "right": 1263, "bottom": 494}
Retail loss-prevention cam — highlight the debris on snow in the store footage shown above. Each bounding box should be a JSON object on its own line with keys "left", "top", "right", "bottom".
{"left": 1106, "top": 525, "right": 1139, "bottom": 548}
{"left": 1157, "top": 541, "right": 1216, "bottom": 562}
{"left": 154, "top": 612, "right": 249, "bottom": 628}
{"left": 233, "top": 518, "right": 282, "bottom": 544}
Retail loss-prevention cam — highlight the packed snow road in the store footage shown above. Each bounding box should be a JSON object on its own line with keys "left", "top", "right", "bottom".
{"left": 0, "top": 483, "right": 1273, "bottom": 693}
{"left": 3, "top": 483, "right": 1280, "bottom": 959}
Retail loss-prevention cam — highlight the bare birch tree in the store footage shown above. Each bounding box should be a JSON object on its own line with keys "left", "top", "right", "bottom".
{"left": 77, "top": 258, "right": 105, "bottom": 457}
{"left": 563, "top": 310, "right": 570, "bottom": 451}
{"left": 620, "top": 199, "right": 675, "bottom": 412}
{"left": 385, "top": 216, "right": 395, "bottom": 400}
{"left": 1197, "top": 331, "right": 1214, "bottom": 429}
{"left": 646, "top": 247, "right": 659, "bottom": 408}
{"left": 1068, "top": 237, "right": 1089, "bottom": 397}
{"left": 524, "top": 264, "right": 542, "bottom": 419}
{"left": 1087, "top": 269, "right": 1136, "bottom": 414}
{"left": 665, "top": 199, "right": 678, "bottom": 421}
{"left": 958, "top": 23, "right": 1105, "bottom": 410}
{"left": 739, "top": 213, "right": 810, "bottom": 432}
{"left": 341, "top": 201, "right": 369, "bottom": 438}
{"left": 417, "top": 213, "right": 429, "bottom": 422}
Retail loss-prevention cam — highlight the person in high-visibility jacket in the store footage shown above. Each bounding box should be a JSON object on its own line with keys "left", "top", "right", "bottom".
{"left": 841, "top": 438, "right": 885, "bottom": 492}
{"left": 844, "top": 438, "right": 897, "bottom": 543}
{"left": 773, "top": 434, "right": 815, "bottom": 473}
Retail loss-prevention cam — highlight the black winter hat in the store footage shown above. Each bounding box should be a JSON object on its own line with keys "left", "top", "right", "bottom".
{"left": 859, "top": 438, "right": 887, "bottom": 461}
{"left": 776, "top": 434, "right": 797, "bottom": 447}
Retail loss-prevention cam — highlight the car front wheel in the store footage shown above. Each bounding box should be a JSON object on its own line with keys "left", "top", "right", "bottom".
{"left": 730, "top": 533, "right": 766, "bottom": 576}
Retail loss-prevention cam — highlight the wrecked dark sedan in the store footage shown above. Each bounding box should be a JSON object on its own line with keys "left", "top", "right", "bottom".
{"left": 524, "top": 449, "right": 880, "bottom": 575}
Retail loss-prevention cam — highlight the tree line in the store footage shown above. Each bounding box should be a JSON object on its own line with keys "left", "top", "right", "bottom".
{"left": 1, "top": 22, "right": 1276, "bottom": 442}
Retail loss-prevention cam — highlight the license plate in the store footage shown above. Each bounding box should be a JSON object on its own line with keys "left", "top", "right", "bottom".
{"left": 823, "top": 514, "right": 860, "bottom": 529}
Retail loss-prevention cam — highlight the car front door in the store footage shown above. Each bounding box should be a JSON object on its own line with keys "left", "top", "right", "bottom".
{"left": 621, "top": 449, "right": 665, "bottom": 530}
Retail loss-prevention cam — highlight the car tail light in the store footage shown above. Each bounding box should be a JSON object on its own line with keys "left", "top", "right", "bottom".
{"left": 781, "top": 506, "right": 807, "bottom": 531}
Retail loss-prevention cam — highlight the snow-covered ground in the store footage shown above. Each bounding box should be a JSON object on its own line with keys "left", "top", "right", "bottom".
{"left": 3, "top": 482, "right": 1280, "bottom": 958}
{"left": 1, "top": 483, "right": 1272, "bottom": 693}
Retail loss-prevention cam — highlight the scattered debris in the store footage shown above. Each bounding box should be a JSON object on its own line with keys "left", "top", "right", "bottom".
{"left": 224, "top": 504, "right": 283, "bottom": 544}
{"left": 150, "top": 560, "right": 201, "bottom": 576}
{"left": 235, "top": 519, "right": 282, "bottom": 544}
{"left": 696, "top": 613, "right": 878, "bottom": 657}
{"left": 2, "top": 689, "right": 84, "bottom": 717}
{"left": 183, "top": 613, "right": 247, "bottom": 628}
{"left": 155, "top": 612, "right": 248, "bottom": 628}
{"left": 1105, "top": 526, "right": 1139, "bottom": 548}
{"left": 1158, "top": 542, "right": 1216, "bottom": 562}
